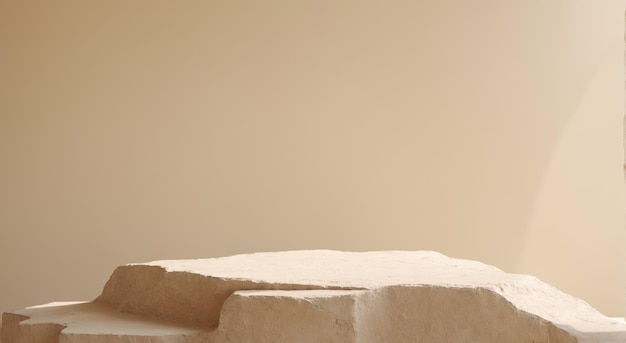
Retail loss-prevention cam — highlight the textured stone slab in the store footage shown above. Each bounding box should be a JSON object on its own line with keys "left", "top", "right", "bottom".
{"left": 216, "top": 290, "right": 366, "bottom": 342}
{"left": 95, "top": 250, "right": 526, "bottom": 326}
{"left": 1, "top": 301, "right": 210, "bottom": 343}
{"left": 2, "top": 250, "right": 626, "bottom": 342}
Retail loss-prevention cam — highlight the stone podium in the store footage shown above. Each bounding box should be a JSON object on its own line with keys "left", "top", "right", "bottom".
{"left": 2, "top": 250, "right": 625, "bottom": 342}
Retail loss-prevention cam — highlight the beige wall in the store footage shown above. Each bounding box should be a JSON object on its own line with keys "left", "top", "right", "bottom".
{"left": 1, "top": 0, "right": 625, "bottom": 316}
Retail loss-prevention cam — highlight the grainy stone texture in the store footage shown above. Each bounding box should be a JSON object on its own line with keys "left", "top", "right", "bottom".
{"left": 2, "top": 250, "right": 625, "bottom": 342}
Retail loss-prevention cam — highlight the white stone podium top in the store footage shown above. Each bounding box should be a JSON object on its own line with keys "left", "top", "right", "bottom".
{"left": 144, "top": 250, "right": 514, "bottom": 286}
{"left": 3, "top": 250, "right": 626, "bottom": 343}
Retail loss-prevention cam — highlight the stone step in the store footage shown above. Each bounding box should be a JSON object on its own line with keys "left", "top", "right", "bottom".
{"left": 1, "top": 301, "right": 210, "bottom": 343}
{"left": 216, "top": 289, "right": 368, "bottom": 342}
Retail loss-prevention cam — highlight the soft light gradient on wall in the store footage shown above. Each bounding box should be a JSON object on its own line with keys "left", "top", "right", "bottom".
{"left": 1, "top": 0, "right": 625, "bottom": 316}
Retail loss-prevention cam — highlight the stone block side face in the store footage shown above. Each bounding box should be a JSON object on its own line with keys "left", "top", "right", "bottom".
{"left": 1, "top": 313, "right": 65, "bottom": 343}
{"left": 97, "top": 265, "right": 253, "bottom": 327}
{"left": 96, "top": 265, "right": 166, "bottom": 309}
{"left": 0, "top": 313, "right": 29, "bottom": 343}
{"left": 214, "top": 290, "right": 363, "bottom": 343}
{"left": 211, "top": 286, "right": 581, "bottom": 342}
{"left": 58, "top": 333, "right": 205, "bottom": 343}
{"left": 96, "top": 265, "right": 352, "bottom": 328}
{"left": 353, "top": 286, "right": 579, "bottom": 343}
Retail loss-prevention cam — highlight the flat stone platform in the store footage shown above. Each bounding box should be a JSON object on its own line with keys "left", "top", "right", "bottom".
{"left": 2, "top": 250, "right": 625, "bottom": 342}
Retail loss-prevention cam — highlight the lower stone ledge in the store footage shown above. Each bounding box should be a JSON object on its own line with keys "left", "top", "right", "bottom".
{"left": 1, "top": 302, "right": 210, "bottom": 343}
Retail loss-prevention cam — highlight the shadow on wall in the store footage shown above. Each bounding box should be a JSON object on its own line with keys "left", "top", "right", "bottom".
{"left": 519, "top": 39, "right": 626, "bottom": 316}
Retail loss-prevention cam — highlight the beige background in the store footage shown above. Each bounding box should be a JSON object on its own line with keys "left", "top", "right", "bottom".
{"left": 1, "top": 0, "right": 625, "bottom": 317}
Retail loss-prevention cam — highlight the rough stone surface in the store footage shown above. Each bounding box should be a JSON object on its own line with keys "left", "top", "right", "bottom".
{"left": 2, "top": 250, "right": 625, "bottom": 342}
{"left": 1, "top": 301, "right": 210, "bottom": 343}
